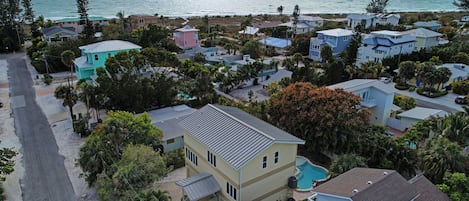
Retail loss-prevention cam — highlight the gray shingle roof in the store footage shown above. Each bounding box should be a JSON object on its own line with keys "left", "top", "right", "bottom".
{"left": 41, "top": 26, "right": 77, "bottom": 37}
{"left": 410, "top": 175, "right": 450, "bottom": 201}
{"left": 178, "top": 104, "right": 304, "bottom": 170}
{"left": 176, "top": 172, "right": 221, "bottom": 201}
{"left": 314, "top": 168, "right": 418, "bottom": 201}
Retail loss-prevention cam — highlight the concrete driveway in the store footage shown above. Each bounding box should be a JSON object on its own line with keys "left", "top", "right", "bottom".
{"left": 392, "top": 83, "right": 465, "bottom": 113}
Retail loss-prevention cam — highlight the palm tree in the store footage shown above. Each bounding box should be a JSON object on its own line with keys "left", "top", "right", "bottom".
{"left": 116, "top": 11, "right": 125, "bottom": 32}
{"left": 292, "top": 5, "right": 300, "bottom": 38}
{"left": 61, "top": 50, "right": 76, "bottom": 123}
{"left": 137, "top": 189, "right": 171, "bottom": 201}
{"left": 398, "top": 61, "right": 417, "bottom": 86}
{"left": 277, "top": 5, "right": 284, "bottom": 16}
{"left": 435, "top": 67, "right": 451, "bottom": 90}
{"left": 293, "top": 53, "right": 303, "bottom": 67}
{"left": 282, "top": 57, "right": 295, "bottom": 71}
{"left": 55, "top": 85, "right": 78, "bottom": 121}
{"left": 330, "top": 154, "right": 367, "bottom": 177}
{"left": 419, "top": 137, "right": 467, "bottom": 183}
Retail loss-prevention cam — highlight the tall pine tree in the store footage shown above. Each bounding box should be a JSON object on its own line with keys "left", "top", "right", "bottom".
{"left": 77, "top": 0, "right": 94, "bottom": 39}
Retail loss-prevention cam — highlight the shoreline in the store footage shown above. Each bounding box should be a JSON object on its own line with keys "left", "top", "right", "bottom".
{"left": 44, "top": 10, "right": 468, "bottom": 21}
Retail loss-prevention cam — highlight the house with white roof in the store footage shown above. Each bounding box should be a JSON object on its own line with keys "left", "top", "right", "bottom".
{"left": 145, "top": 105, "right": 196, "bottom": 153}
{"left": 278, "top": 15, "right": 323, "bottom": 34}
{"left": 403, "top": 28, "right": 443, "bottom": 51}
{"left": 309, "top": 28, "right": 354, "bottom": 61}
{"left": 356, "top": 30, "right": 416, "bottom": 66}
{"left": 177, "top": 104, "right": 304, "bottom": 201}
{"left": 437, "top": 63, "right": 469, "bottom": 86}
{"left": 414, "top": 20, "right": 441, "bottom": 31}
{"left": 347, "top": 13, "right": 400, "bottom": 30}
{"left": 74, "top": 40, "right": 142, "bottom": 80}
{"left": 238, "top": 26, "right": 260, "bottom": 36}
{"left": 328, "top": 79, "right": 397, "bottom": 125}
{"left": 398, "top": 107, "right": 447, "bottom": 131}
{"left": 55, "top": 16, "right": 110, "bottom": 33}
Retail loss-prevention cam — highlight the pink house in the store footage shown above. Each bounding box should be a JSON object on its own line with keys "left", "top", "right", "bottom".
{"left": 173, "top": 25, "right": 200, "bottom": 49}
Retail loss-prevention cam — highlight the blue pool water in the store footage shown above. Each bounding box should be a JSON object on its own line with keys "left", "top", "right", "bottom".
{"left": 296, "top": 157, "right": 328, "bottom": 190}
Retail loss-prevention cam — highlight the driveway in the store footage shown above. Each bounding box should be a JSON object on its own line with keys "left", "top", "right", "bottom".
{"left": 4, "top": 53, "right": 76, "bottom": 201}
{"left": 392, "top": 83, "right": 465, "bottom": 113}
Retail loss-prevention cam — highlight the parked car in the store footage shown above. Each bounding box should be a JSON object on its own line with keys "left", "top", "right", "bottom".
{"left": 455, "top": 96, "right": 468, "bottom": 105}
{"left": 0, "top": 101, "right": 3, "bottom": 108}
{"left": 380, "top": 77, "right": 392, "bottom": 84}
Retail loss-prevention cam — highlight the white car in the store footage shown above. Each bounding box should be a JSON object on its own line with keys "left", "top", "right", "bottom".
{"left": 380, "top": 77, "right": 391, "bottom": 84}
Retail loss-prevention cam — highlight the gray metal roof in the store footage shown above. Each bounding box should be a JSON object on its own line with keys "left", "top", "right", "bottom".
{"left": 397, "top": 107, "right": 447, "bottom": 120}
{"left": 146, "top": 105, "right": 196, "bottom": 140}
{"left": 41, "top": 26, "right": 77, "bottom": 37}
{"left": 176, "top": 172, "right": 221, "bottom": 201}
{"left": 328, "top": 79, "right": 397, "bottom": 94}
{"left": 179, "top": 104, "right": 304, "bottom": 170}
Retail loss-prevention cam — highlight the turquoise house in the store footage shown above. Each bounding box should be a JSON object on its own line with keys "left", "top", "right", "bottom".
{"left": 74, "top": 40, "right": 142, "bottom": 80}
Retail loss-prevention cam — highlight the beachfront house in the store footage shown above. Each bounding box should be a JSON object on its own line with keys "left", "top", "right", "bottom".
{"left": 309, "top": 168, "right": 449, "bottom": 201}
{"left": 74, "top": 40, "right": 142, "bottom": 80}
{"left": 146, "top": 105, "right": 196, "bottom": 153}
{"left": 413, "top": 20, "right": 441, "bottom": 31}
{"left": 397, "top": 107, "right": 447, "bottom": 131}
{"left": 41, "top": 26, "right": 78, "bottom": 43}
{"left": 347, "top": 13, "right": 400, "bottom": 30}
{"left": 403, "top": 28, "right": 443, "bottom": 51}
{"left": 309, "top": 28, "right": 353, "bottom": 61}
{"left": 129, "top": 14, "right": 160, "bottom": 30}
{"left": 55, "top": 16, "right": 110, "bottom": 33}
{"left": 356, "top": 30, "right": 416, "bottom": 66}
{"left": 328, "top": 79, "right": 396, "bottom": 125}
{"left": 278, "top": 15, "right": 324, "bottom": 34}
{"left": 177, "top": 104, "right": 305, "bottom": 201}
{"left": 437, "top": 63, "right": 468, "bottom": 85}
{"left": 173, "top": 25, "right": 200, "bottom": 50}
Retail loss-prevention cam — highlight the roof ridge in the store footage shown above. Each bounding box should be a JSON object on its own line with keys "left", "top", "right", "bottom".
{"left": 208, "top": 104, "right": 276, "bottom": 141}
{"left": 352, "top": 170, "right": 398, "bottom": 198}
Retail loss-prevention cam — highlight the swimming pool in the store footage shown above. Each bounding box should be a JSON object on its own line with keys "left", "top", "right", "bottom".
{"left": 295, "top": 156, "right": 329, "bottom": 191}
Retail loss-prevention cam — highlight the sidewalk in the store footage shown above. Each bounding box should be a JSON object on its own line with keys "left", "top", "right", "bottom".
{"left": 0, "top": 60, "right": 24, "bottom": 201}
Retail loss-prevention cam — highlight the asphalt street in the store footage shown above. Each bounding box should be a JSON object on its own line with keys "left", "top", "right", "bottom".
{"left": 3, "top": 53, "right": 76, "bottom": 201}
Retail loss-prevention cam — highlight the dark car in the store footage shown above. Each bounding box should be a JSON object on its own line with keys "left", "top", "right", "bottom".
{"left": 455, "top": 96, "right": 468, "bottom": 105}
{"left": 0, "top": 101, "right": 3, "bottom": 108}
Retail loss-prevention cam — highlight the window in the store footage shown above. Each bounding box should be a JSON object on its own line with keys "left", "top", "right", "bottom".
{"left": 262, "top": 156, "right": 267, "bottom": 169}
{"left": 166, "top": 139, "right": 175, "bottom": 144}
{"left": 185, "top": 147, "right": 198, "bottom": 166}
{"left": 108, "top": 53, "right": 112, "bottom": 57}
{"left": 226, "top": 182, "right": 237, "bottom": 200}
{"left": 274, "top": 152, "right": 279, "bottom": 164}
{"left": 94, "top": 54, "right": 99, "bottom": 61}
{"left": 207, "top": 151, "right": 216, "bottom": 167}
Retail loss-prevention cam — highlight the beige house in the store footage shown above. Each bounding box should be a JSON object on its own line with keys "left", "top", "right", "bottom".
{"left": 177, "top": 104, "right": 305, "bottom": 201}
{"left": 403, "top": 28, "right": 443, "bottom": 51}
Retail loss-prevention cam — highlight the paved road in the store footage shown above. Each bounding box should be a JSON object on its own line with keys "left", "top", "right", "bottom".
{"left": 3, "top": 53, "right": 76, "bottom": 201}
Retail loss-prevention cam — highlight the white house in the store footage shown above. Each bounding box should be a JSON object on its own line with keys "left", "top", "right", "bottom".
{"left": 146, "top": 105, "right": 196, "bottom": 153}
{"left": 356, "top": 30, "right": 416, "bottom": 65}
{"left": 437, "top": 63, "right": 469, "bottom": 85}
{"left": 403, "top": 28, "right": 443, "bottom": 51}
{"left": 398, "top": 107, "right": 447, "bottom": 131}
{"left": 347, "top": 13, "right": 400, "bottom": 30}
{"left": 278, "top": 15, "right": 324, "bottom": 34}
{"left": 309, "top": 28, "right": 354, "bottom": 61}
{"left": 328, "top": 79, "right": 396, "bottom": 125}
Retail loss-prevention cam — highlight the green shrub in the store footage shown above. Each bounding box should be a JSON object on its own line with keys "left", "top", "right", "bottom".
{"left": 451, "top": 80, "right": 469, "bottom": 95}
{"left": 395, "top": 84, "right": 410, "bottom": 90}
{"left": 43, "top": 74, "right": 53, "bottom": 85}
{"left": 417, "top": 87, "right": 448, "bottom": 98}
{"left": 408, "top": 86, "right": 416, "bottom": 92}
{"left": 165, "top": 148, "right": 185, "bottom": 169}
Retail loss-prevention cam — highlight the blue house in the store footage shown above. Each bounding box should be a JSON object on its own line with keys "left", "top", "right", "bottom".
{"left": 74, "top": 40, "right": 142, "bottom": 80}
{"left": 413, "top": 20, "right": 441, "bottom": 31}
{"left": 309, "top": 28, "right": 354, "bottom": 61}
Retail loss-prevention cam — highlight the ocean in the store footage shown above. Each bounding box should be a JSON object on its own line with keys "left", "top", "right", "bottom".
{"left": 33, "top": 0, "right": 459, "bottom": 19}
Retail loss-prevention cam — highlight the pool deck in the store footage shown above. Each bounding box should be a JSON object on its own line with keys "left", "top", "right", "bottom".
{"left": 293, "top": 190, "right": 313, "bottom": 201}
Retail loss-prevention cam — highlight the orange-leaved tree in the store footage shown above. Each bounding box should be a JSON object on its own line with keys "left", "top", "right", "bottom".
{"left": 268, "top": 82, "right": 370, "bottom": 154}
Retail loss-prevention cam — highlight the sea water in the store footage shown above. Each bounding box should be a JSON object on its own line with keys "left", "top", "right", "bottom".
{"left": 34, "top": 0, "right": 459, "bottom": 19}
